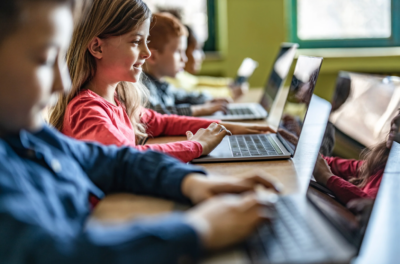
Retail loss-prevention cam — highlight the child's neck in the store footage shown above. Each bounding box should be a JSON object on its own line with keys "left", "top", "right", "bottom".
{"left": 87, "top": 75, "right": 119, "bottom": 106}
{"left": 144, "top": 67, "right": 164, "bottom": 82}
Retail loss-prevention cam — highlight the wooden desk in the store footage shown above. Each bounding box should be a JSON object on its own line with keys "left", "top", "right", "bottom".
{"left": 91, "top": 92, "right": 332, "bottom": 263}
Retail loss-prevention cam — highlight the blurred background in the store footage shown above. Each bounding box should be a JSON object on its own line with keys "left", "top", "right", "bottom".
{"left": 144, "top": 0, "right": 400, "bottom": 95}
{"left": 144, "top": 0, "right": 400, "bottom": 157}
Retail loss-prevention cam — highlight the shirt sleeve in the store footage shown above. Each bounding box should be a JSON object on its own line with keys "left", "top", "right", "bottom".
{"left": 142, "top": 108, "right": 218, "bottom": 137}
{"left": 64, "top": 100, "right": 135, "bottom": 147}
{"left": 58, "top": 130, "right": 206, "bottom": 203}
{"left": 326, "top": 176, "right": 373, "bottom": 204}
{"left": 170, "top": 85, "right": 211, "bottom": 105}
{"left": 136, "top": 141, "right": 203, "bottom": 163}
{"left": 65, "top": 103, "right": 204, "bottom": 163}
{"left": 0, "top": 212, "right": 202, "bottom": 264}
{"left": 323, "top": 156, "right": 363, "bottom": 181}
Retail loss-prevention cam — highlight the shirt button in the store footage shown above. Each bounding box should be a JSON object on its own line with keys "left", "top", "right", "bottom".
{"left": 51, "top": 159, "right": 62, "bottom": 173}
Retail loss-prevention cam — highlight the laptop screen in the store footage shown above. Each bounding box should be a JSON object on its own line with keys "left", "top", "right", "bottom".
{"left": 276, "top": 56, "right": 323, "bottom": 155}
{"left": 259, "top": 43, "right": 298, "bottom": 113}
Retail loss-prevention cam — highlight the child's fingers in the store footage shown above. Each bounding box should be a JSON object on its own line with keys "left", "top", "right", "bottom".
{"left": 186, "top": 131, "right": 194, "bottom": 140}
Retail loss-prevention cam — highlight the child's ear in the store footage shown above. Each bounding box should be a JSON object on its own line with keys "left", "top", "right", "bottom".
{"left": 87, "top": 37, "right": 104, "bottom": 59}
{"left": 146, "top": 49, "right": 159, "bottom": 65}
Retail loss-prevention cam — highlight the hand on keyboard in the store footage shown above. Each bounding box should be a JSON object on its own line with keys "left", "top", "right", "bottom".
{"left": 186, "top": 122, "right": 231, "bottom": 155}
{"left": 191, "top": 101, "right": 229, "bottom": 116}
{"left": 181, "top": 170, "right": 283, "bottom": 204}
{"left": 185, "top": 193, "right": 272, "bottom": 250}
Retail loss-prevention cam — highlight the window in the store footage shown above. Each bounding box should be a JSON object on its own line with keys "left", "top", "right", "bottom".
{"left": 288, "top": 0, "right": 400, "bottom": 48}
{"left": 144, "top": 0, "right": 216, "bottom": 50}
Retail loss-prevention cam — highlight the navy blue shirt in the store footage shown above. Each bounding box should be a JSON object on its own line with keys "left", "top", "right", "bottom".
{"left": 0, "top": 125, "right": 205, "bottom": 264}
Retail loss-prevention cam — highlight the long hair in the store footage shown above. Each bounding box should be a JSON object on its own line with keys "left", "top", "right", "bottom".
{"left": 350, "top": 141, "right": 390, "bottom": 188}
{"left": 49, "top": 0, "right": 151, "bottom": 139}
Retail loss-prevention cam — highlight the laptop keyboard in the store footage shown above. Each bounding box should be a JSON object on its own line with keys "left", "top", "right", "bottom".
{"left": 229, "top": 135, "right": 283, "bottom": 157}
{"left": 247, "top": 197, "right": 332, "bottom": 263}
{"left": 227, "top": 107, "right": 254, "bottom": 115}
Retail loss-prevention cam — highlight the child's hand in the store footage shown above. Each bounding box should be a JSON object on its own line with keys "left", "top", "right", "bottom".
{"left": 313, "top": 154, "right": 333, "bottom": 186}
{"left": 185, "top": 193, "right": 269, "bottom": 250}
{"left": 277, "top": 128, "right": 299, "bottom": 146}
{"left": 186, "top": 123, "right": 232, "bottom": 155}
{"left": 181, "top": 171, "right": 282, "bottom": 204}
{"left": 208, "top": 97, "right": 233, "bottom": 104}
{"left": 229, "top": 82, "right": 249, "bottom": 100}
{"left": 191, "top": 101, "right": 229, "bottom": 116}
{"left": 220, "top": 122, "right": 275, "bottom": 135}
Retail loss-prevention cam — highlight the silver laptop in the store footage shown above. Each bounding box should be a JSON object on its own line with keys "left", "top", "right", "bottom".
{"left": 246, "top": 121, "right": 395, "bottom": 264}
{"left": 200, "top": 43, "right": 298, "bottom": 121}
{"left": 192, "top": 56, "right": 323, "bottom": 163}
{"left": 246, "top": 159, "right": 361, "bottom": 263}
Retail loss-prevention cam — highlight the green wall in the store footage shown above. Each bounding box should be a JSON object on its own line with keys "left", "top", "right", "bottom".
{"left": 200, "top": 0, "right": 400, "bottom": 101}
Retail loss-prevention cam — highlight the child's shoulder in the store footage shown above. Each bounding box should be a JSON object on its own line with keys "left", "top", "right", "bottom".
{"left": 67, "top": 89, "right": 116, "bottom": 116}
{"left": 69, "top": 89, "right": 108, "bottom": 108}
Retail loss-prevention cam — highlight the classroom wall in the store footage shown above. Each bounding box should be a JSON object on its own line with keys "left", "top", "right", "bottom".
{"left": 200, "top": 0, "right": 400, "bottom": 101}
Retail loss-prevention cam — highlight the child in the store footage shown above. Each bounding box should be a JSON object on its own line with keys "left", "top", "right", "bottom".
{"left": 167, "top": 24, "right": 248, "bottom": 100}
{"left": 50, "top": 4, "right": 273, "bottom": 163}
{"left": 313, "top": 111, "right": 400, "bottom": 205}
{"left": 0, "top": 0, "right": 281, "bottom": 262}
{"left": 143, "top": 12, "right": 234, "bottom": 117}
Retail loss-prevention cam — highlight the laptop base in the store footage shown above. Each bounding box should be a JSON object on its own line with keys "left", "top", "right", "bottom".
{"left": 200, "top": 103, "right": 268, "bottom": 121}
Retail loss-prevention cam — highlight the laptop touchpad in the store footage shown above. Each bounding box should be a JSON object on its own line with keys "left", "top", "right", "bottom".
{"left": 207, "top": 137, "right": 233, "bottom": 158}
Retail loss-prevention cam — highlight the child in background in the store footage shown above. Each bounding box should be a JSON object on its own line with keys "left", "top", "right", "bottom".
{"left": 159, "top": 8, "right": 248, "bottom": 100}
{"left": 167, "top": 25, "right": 248, "bottom": 99}
{"left": 50, "top": 5, "right": 273, "bottom": 163}
{"left": 0, "top": 0, "right": 281, "bottom": 262}
{"left": 313, "top": 111, "right": 400, "bottom": 205}
{"left": 143, "top": 12, "right": 233, "bottom": 117}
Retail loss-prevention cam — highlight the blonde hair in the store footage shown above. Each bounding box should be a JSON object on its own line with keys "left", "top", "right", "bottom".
{"left": 50, "top": 0, "right": 151, "bottom": 139}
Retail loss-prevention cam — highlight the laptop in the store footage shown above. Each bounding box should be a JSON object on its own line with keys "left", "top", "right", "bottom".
{"left": 192, "top": 55, "right": 323, "bottom": 163}
{"left": 245, "top": 129, "right": 388, "bottom": 264}
{"left": 234, "top": 57, "right": 259, "bottom": 85}
{"left": 200, "top": 43, "right": 299, "bottom": 121}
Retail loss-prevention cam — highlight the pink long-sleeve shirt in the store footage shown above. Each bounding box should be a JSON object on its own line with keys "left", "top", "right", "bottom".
{"left": 62, "top": 89, "right": 218, "bottom": 162}
{"left": 324, "top": 156, "right": 383, "bottom": 204}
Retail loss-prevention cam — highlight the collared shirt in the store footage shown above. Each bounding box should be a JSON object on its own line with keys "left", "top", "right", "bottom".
{"left": 0, "top": 125, "right": 205, "bottom": 263}
{"left": 143, "top": 73, "right": 212, "bottom": 116}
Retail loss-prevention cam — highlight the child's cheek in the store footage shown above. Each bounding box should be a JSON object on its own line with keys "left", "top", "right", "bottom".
{"left": 36, "top": 66, "right": 54, "bottom": 98}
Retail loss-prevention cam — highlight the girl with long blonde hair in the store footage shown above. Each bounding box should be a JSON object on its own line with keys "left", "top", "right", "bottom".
{"left": 50, "top": 0, "right": 273, "bottom": 163}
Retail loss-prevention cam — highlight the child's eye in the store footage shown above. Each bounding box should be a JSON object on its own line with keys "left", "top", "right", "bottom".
{"left": 146, "top": 40, "right": 151, "bottom": 44}
{"left": 132, "top": 41, "right": 140, "bottom": 45}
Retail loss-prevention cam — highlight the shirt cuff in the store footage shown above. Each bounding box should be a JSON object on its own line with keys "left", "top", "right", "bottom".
{"left": 169, "top": 163, "right": 207, "bottom": 203}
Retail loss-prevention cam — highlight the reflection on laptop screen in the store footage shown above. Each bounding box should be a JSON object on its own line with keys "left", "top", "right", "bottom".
{"left": 276, "top": 56, "right": 323, "bottom": 155}
{"left": 260, "top": 43, "right": 298, "bottom": 112}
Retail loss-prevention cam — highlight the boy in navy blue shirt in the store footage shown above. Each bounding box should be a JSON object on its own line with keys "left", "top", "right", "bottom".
{"left": 0, "top": 0, "right": 280, "bottom": 263}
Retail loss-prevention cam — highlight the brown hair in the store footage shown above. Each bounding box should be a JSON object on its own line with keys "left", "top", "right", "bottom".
{"left": 350, "top": 141, "right": 390, "bottom": 188}
{"left": 148, "top": 12, "right": 188, "bottom": 52}
{"left": 49, "top": 0, "right": 151, "bottom": 139}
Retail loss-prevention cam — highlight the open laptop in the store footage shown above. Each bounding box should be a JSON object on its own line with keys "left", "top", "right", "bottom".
{"left": 200, "top": 43, "right": 299, "bottom": 121}
{"left": 234, "top": 57, "right": 259, "bottom": 85}
{"left": 245, "top": 130, "right": 389, "bottom": 264}
{"left": 192, "top": 55, "right": 323, "bottom": 163}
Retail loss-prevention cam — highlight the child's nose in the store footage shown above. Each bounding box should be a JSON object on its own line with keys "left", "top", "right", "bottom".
{"left": 181, "top": 52, "right": 188, "bottom": 63}
{"left": 142, "top": 46, "right": 151, "bottom": 59}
